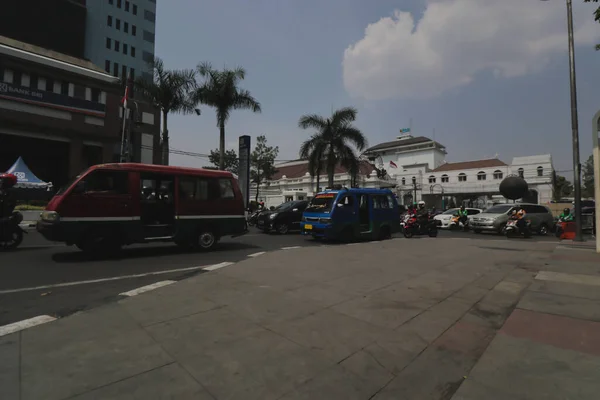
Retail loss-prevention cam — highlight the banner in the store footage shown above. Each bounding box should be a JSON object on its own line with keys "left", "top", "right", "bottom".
{"left": 238, "top": 135, "right": 251, "bottom": 208}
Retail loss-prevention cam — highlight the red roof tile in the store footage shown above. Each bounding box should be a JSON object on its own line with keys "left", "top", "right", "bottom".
{"left": 271, "top": 161, "right": 376, "bottom": 180}
{"left": 432, "top": 159, "right": 507, "bottom": 172}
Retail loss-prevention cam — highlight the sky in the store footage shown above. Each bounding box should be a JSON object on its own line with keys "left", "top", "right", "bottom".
{"left": 155, "top": 0, "right": 600, "bottom": 176}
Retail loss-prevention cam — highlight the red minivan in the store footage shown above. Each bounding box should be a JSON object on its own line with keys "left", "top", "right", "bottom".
{"left": 37, "top": 163, "right": 247, "bottom": 253}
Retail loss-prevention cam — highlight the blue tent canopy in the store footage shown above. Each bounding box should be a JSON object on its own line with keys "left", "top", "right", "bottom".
{"left": 5, "top": 157, "right": 52, "bottom": 189}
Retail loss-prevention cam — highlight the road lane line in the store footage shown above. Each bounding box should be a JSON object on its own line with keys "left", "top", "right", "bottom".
{"left": 247, "top": 251, "right": 266, "bottom": 257}
{"left": 0, "top": 263, "right": 224, "bottom": 295}
{"left": 119, "top": 280, "right": 176, "bottom": 297}
{"left": 281, "top": 246, "right": 301, "bottom": 250}
{"left": 0, "top": 315, "right": 56, "bottom": 337}
{"left": 202, "top": 261, "right": 235, "bottom": 271}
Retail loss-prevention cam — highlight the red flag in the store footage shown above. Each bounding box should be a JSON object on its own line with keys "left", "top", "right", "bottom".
{"left": 389, "top": 161, "right": 398, "bottom": 168}
{"left": 121, "top": 85, "right": 129, "bottom": 108}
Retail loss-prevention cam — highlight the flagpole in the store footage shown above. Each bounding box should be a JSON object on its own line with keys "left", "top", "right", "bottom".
{"left": 119, "top": 73, "right": 130, "bottom": 163}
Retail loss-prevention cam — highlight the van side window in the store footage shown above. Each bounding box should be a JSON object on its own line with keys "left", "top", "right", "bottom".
{"left": 338, "top": 195, "right": 354, "bottom": 207}
{"left": 387, "top": 195, "right": 394, "bottom": 209}
{"left": 218, "top": 179, "right": 235, "bottom": 199}
{"left": 178, "top": 177, "right": 210, "bottom": 201}
{"left": 84, "top": 171, "right": 128, "bottom": 194}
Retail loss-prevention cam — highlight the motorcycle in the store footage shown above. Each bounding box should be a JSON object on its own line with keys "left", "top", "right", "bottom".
{"left": 400, "top": 213, "right": 411, "bottom": 233}
{"left": 448, "top": 215, "right": 469, "bottom": 231}
{"left": 503, "top": 218, "right": 531, "bottom": 238}
{"left": 403, "top": 214, "right": 438, "bottom": 238}
{"left": 246, "top": 209, "right": 262, "bottom": 227}
{"left": 0, "top": 210, "right": 26, "bottom": 250}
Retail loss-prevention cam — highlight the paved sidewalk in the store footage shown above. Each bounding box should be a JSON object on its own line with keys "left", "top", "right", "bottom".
{"left": 1, "top": 237, "right": 597, "bottom": 399}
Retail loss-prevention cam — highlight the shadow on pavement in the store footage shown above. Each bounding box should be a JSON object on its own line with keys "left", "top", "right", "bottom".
{"left": 50, "top": 241, "right": 261, "bottom": 263}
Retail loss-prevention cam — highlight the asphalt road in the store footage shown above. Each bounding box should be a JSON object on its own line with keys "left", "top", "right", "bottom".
{"left": 0, "top": 227, "right": 560, "bottom": 327}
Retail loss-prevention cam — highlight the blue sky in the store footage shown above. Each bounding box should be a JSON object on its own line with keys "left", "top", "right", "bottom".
{"left": 155, "top": 0, "right": 600, "bottom": 176}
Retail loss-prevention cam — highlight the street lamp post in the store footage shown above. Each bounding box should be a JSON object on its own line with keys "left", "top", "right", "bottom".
{"left": 542, "top": 0, "right": 583, "bottom": 240}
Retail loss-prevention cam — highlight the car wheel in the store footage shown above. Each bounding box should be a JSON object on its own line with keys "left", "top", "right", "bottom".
{"left": 538, "top": 223, "right": 549, "bottom": 236}
{"left": 276, "top": 223, "right": 289, "bottom": 234}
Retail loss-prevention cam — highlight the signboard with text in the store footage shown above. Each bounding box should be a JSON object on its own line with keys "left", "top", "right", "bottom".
{"left": 0, "top": 81, "right": 106, "bottom": 117}
{"left": 238, "top": 135, "right": 251, "bottom": 208}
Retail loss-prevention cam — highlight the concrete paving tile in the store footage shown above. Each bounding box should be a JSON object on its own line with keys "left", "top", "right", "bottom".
{"left": 221, "top": 267, "right": 317, "bottom": 290}
{"left": 0, "top": 333, "right": 19, "bottom": 400}
{"left": 364, "top": 329, "right": 429, "bottom": 375}
{"left": 529, "top": 279, "right": 600, "bottom": 301}
{"left": 451, "top": 378, "right": 527, "bottom": 400}
{"left": 395, "top": 298, "right": 474, "bottom": 343}
{"left": 267, "top": 308, "right": 386, "bottom": 363}
{"left": 536, "top": 270, "right": 600, "bottom": 287}
{"left": 450, "top": 284, "right": 489, "bottom": 303}
{"left": 145, "top": 307, "right": 264, "bottom": 359}
{"left": 21, "top": 317, "right": 173, "bottom": 400}
{"left": 376, "top": 283, "right": 451, "bottom": 307}
{"left": 504, "top": 268, "right": 537, "bottom": 284}
{"left": 278, "top": 364, "right": 383, "bottom": 400}
{"left": 179, "top": 329, "right": 334, "bottom": 400}
{"left": 432, "top": 320, "right": 495, "bottom": 359}
{"left": 541, "top": 259, "right": 600, "bottom": 276}
{"left": 68, "top": 363, "right": 213, "bottom": 400}
{"left": 288, "top": 282, "right": 360, "bottom": 307}
{"left": 518, "top": 291, "right": 600, "bottom": 322}
{"left": 339, "top": 349, "right": 395, "bottom": 387}
{"left": 467, "top": 334, "right": 600, "bottom": 400}
{"left": 472, "top": 270, "right": 509, "bottom": 289}
{"left": 324, "top": 271, "right": 400, "bottom": 295}
{"left": 119, "top": 284, "right": 221, "bottom": 327}
{"left": 331, "top": 293, "right": 424, "bottom": 329}
{"left": 501, "top": 309, "right": 600, "bottom": 357}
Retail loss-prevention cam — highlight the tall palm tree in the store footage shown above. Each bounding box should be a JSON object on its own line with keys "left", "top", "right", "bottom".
{"left": 298, "top": 107, "right": 367, "bottom": 188}
{"left": 191, "top": 63, "right": 261, "bottom": 170}
{"left": 134, "top": 57, "right": 196, "bottom": 165}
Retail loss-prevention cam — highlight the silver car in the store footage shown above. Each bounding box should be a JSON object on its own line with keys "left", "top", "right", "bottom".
{"left": 470, "top": 203, "right": 554, "bottom": 235}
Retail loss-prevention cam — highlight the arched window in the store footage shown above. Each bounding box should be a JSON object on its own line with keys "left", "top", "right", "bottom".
{"left": 493, "top": 170, "right": 503, "bottom": 180}
{"left": 458, "top": 173, "right": 467, "bottom": 182}
{"left": 537, "top": 166, "right": 543, "bottom": 177}
{"left": 518, "top": 168, "right": 524, "bottom": 178}
{"left": 412, "top": 176, "right": 416, "bottom": 184}
{"left": 477, "top": 171, "right": 486, "bottom": 181}
{"left": 428, "top": 175, "right": 436, "bottom": 184}
{"left": 401, "top": 178, "right": 405, "bottom": 185}
{"left": 441, "top": 174, "right": 449, "bottom": 183}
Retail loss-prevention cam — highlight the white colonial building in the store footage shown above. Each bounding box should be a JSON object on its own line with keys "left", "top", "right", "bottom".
{"left": 363, "top": 134, "right": 554, "bottom": 208}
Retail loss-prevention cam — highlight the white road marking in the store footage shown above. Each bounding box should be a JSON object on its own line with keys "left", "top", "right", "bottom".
{"left": 0, "top": 315, "right": 56, "bottom": 337}
{"left": 281, "top": 246, "right": 301, "bottom": 250}
{"left": 247, "top": 251, "right": 266, "bottom": 257}
{"left": 202, "top": 261, "right": 235, "bottom": 271}
{"left": 536, "top": 271, "right": 600, "bottom": 287}
{"left": 119, "top": 280, "right": 176, "bottom": 297}
{"left": 0, "top": 263, "right": 226, "bottom": 295}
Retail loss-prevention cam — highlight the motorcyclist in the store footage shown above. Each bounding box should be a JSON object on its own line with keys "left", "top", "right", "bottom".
{"left": 456, "top": 205, "right": 468, "bottom": 226}
{"left": 512, "top": 206, "right": 527, "bottom": 232}
{"left": 559, "top": 208, "right": 574, "bottom": 222}
{"left": 0, "top": 173, "right": 17, "bottom": 219}
{"left": 416, "top": 201, "right": 429, "bottom": 227}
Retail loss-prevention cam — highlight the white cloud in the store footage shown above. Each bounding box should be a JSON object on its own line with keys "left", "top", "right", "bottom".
{"left": 342, "top": 0, "right": 599, "bottom": 100}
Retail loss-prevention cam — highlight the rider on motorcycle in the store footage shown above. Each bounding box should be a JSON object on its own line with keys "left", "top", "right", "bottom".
{"left": 559, "top": 208, "right": 574, "bottom": 222}
{"left": 512, "top": 206, "right": 527, "bottom": 231}
{"left": 456, "top": 205, "right": 468, "bottom": 226}
{"left": 416, "top": 201, "right": 429, "bottom": 226}
{"left": 0, "top": 173, "right": 17, "bottom": 219}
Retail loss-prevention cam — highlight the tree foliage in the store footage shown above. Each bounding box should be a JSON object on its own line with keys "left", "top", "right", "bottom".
{"left": 191, "top": 63, "right": 261, "bottom": 170}
{"left": 551, "top": 171, "right": 574, "bottom": 201}
{"left": 298, "top": 107, "right": 367, "bottom": 188}
{"left": 205, "top": 149, "right": 239, "bottom": 174}
{"left": 585, "top": 0, "right": 600, "bottom": 50}
{"left": 582, "top": 154, "right": 595, "bottom": 198}
{"left": 251, "top": 135, "right": 279, "bottom": 201}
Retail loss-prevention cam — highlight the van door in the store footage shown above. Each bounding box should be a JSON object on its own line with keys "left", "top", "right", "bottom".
{"left": 358, "top": 194, "right": 371, "bottom": 233}
{"left": 333, "top": 194, "right": 358, "bottom": 232}
{"left": 140, "top": 173, "right": 175, "bottom": 238}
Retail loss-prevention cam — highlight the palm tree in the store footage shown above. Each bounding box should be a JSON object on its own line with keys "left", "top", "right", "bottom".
{"left": 298, "top": 107, "right": 367, "bottom": 188}
{"left": 191, "top": 63, "right": 261, "bottom": 170}
{"left": 134, "top": 57, "right": 196, "bottom": 165}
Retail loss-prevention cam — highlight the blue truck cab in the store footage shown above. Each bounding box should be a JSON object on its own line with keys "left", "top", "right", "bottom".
{"left": 300, "top": 188, "right": 401, "bottom": 241}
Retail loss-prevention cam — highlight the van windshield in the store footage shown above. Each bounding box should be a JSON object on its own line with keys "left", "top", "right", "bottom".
{"left": 56, "top": 175, "right": 81, "bottom": 195}
{"left": 484, "top": 205, "right": 513, "bottom": 214}
{"left": 306, "top": 193, "right": 337, "bottom": 213}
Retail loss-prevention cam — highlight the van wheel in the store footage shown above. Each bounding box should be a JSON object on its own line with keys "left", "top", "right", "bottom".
{"left": 197, "top": 230, "right": 218, "bottom": 251}
{"left": 378, "top": 226, "right": 391, "bottom": 240}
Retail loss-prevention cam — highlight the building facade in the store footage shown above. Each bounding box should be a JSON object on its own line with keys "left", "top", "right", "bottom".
{"left": 364, "top": 134, "right": 554, "bottom": 208}
{"left": 250, "top": 160, "right": 394, "bottom": 208}
{"left": 85, "top": 0, "right": 156, "bottom": 81}
{"left": 0, "top": 36, "right": 160, "bottom": 188}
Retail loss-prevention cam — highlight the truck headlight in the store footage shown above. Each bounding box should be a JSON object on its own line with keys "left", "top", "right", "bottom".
{"left": 41, "top": 211, "right": 59, "bottom": 222}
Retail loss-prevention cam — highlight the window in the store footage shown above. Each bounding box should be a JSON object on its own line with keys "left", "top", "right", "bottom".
{"left": 218, "top": 179, "right": 235, "bottom": 199}
{"left": 133, "top": 4, "right": 138, "bottom": 14}
{"left": 117, "top": 0, "right": 122, "bottom": 7}
{"left": 401, "top": 178, "right": 405, "bottom": 185}
{"left": 131, "top": 46, "right": 136, "bottom": 57}
{"left": 114, "top": 40, "right": 120, "bottom": 51}
{"left": 143, "top": 30, "right": 155, "bottom": 43}
{"left": 12, "top": 70, "right": 22, "bottom": 86}
{"left": 477, "top": 171, "right": 486, "bottom": 181}
{"left": 130, "top": 68, "right": 135, "bottom": 79}
{"left": 337, "top": 195, "right": 354, "bottom": 207}
{"left": 493, "top": 170, "right": 503, "bottom": 180}
{"left": 537, "top": 166, "right": 543, "bottom": 177}
{"left": 123, "top": 43, "right": 128, "bottom": 54}
{"left": 466, "top": 209, "right": 481, "bottom": 215}
{"left": 109, "top": 0, "right": 113, "bottom": 4}
{"left": 82, "top": 171, "right": 129, "bottom": 194}
{"left": 132, "top": 25, "right": 137, "bottom": 36}
{"left": 143, "top": 51, "right": 154, "bottom": 63}
{"left": 60, "top": 81, "right": 69, "bottom": 96}
{"left": 106, "top": 37, "right": 111, "bottom": 49}
{"left": 458, "top": 173, "right": 467, "bottom": 182}
{"left": 124, "top": 22, "right": 129, "bottom": 33}
{"left": 105, "top": 60, "right": 111, "bottom": 72}
{"left": 116, "top": 19, "right": 121, "bottom": 30}
{"left": 441, "top": 174, "right": 449, "bottom": 183}
{"left": 113, "top": 62, "right": 119, "bottom": 77}
{"left": 144, "top": 9, "right": 156, "bottom": 23}
{"left": 428, "top": 175, "right": 436, "bottom": 184}
{"left": 125, "top": 1, "right": 130, "bottom": 11}
{"left": 411, "top": 176, "right": 416, "bottom": 184}
{"left": 91, "top": 88, "right": 101, "bottom": 103}
{"left": 29, "top": 74, "right": 38, "bottom": 90}
{"left": 45, "top": 78, "right": 54, "bottom": 92}
{"left": 178, "top": 177, "right": 209, "bottom": 201}
{"left": 122, "top": 65, "right": 127, "bottom": 78}
{"left": 107, "top": 15, "right": 112, "bottom": 26}
{"left": 518, "top": 168, "right": 524, "bottom": 178}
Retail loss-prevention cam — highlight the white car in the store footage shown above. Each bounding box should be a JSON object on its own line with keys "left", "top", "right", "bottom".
{"left": 434, "top": 208, "right": 483, "bottom": 229}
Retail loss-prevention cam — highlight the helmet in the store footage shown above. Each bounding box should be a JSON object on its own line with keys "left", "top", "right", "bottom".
{"left": 460, "top": 205, "right": 465, "bottom": 210}
{"left": 563, "top": 208, "right": 570, "bottom": 214}
{"left": 0, "top": 173, "right": 17, "bottom": 189}
{"left": 418, "top": 201, "right": 425, "bottom": 208}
